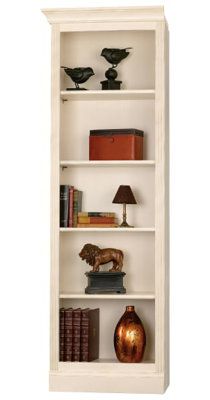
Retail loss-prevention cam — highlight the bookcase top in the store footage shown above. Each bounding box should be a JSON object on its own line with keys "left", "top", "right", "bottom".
{"left": 42, "top": 6, "right": 165, "bottom": 25}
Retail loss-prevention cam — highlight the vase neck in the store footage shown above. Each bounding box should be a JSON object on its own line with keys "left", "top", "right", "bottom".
{"left": 126, "top": 305, "right": 135, "bottom": 312}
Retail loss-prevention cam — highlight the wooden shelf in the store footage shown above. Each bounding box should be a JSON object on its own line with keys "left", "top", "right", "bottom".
{"left": 60, "top": 292, "right": 155, "bottom": 300}
{"left": 60, "top": 89, "right": 155, "bottom": 101}
{"left": 60, "top": 160, "right": 155, "bottom": 168}
{"left": 60, "top": 227, "right": 155, "bottom": 232}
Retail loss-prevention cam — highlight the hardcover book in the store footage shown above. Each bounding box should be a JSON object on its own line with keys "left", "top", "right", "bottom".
{"left": 77, "top": 223, "right": 118, "bottom": 228}
{"left": 68, "top": 186, "right": 74, "bottom": 228}
{"left": 78, "top": 216, "right": 115, "bottom": 224}
{"left": 80, "top": 308, "right": 100, "bottom": 362}
{"left": 73, "top": 190, "right": 83, "bottom": 227}
{"left": 60, "top": 185, "right": 69, "bottom": 227}
{"left": 78, "top": 212, "right": 115, "bottom": 217}
{"left": 64, "top": 308, "right": 73, "bottom": 361}
{"left": 72, "top": 308, "right": 82, "bottom": 361}
{"left": 59, "top": 308, "right": 65, "bottom": 361}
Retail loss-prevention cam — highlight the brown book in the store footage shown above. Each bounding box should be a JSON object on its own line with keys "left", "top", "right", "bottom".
{"left": 59, "top": 308, "right": 65, "bottom": 361}
{"left": 64, "top": 308, "right": 73, "bottom": 361}
{"left": 80, "top": 308, "right": 99, "bottom": 362}
{"left": 72, "top": 308, "right": 81, "bottom": 361}
{"left": 77, "top": 223, "right": 118, "bottom": 228}
{"left": 78, "top": 217, "right": 115, "bottom": 224}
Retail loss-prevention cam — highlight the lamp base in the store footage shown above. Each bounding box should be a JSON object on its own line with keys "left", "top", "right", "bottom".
{"left": 119, "top": 221, "right": 134, "bottom": 228}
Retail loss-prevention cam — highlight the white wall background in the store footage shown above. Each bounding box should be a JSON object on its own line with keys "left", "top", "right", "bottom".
{"left": 0, "top": 0, "right": 210, "bottom": 399}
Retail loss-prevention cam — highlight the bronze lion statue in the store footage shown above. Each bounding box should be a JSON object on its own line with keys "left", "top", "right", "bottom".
{"left": 79, "top": 243, "right": 124, "bottom": 272}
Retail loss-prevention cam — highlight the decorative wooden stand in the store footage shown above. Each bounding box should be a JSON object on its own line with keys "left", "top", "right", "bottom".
{"left": 85, "top": 271, "right": 126, "bottom": 294}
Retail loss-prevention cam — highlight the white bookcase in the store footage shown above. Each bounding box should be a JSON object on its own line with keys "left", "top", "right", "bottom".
{"left": 43, "top": 6, "right": 169, "bottom": 394}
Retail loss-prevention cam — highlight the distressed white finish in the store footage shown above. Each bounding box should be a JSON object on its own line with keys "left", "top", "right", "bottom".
{"left": 43, "top": 6, "right": 169, "bottom": 394}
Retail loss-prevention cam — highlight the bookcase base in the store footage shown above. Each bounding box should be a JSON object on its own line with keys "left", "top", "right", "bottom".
{"left": 49, "top": 371, "right": 168, "bottom": 393}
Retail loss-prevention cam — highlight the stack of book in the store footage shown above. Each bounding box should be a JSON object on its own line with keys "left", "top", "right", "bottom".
{"left": 60, "top": 185, "right": 83, "bottom": 227}
{"left": 77, "top": 212, "right": 118, "bottom": 228}
{"left": 59, "top": 307, "right": 99, "bottom": 362}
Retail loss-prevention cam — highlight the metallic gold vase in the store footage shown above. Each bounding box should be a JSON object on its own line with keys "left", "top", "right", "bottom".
{"left": 114, "top": 305, "right": 146, "bottom": 363}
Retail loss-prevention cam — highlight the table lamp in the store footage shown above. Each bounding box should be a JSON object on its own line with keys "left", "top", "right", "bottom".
{"left": 112, "top": 185, "right": 137, "bottom": 227}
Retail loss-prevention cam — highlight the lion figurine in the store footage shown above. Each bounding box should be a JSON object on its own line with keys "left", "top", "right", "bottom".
{"left": 79, "top": 243, "right": 124, "bottom": 272}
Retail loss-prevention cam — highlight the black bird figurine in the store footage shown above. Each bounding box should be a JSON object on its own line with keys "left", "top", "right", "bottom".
{"left": 101, "top": 48, "right": 132, "bottom": 68}
{"left": 61, "top": 67, "right": 95, "bottom": 90}
{"left": 100, "top": 47, "right": 132, "bottom": 90}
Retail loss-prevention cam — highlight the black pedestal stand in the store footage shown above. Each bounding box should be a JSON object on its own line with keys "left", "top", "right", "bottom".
{"left": 85, "top": 271, "right": 126, "bottom": 294}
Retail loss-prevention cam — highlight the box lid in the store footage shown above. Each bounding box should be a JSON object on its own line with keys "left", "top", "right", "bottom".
{"left": 90, "top": 128, "right": 144, "bottom": 137}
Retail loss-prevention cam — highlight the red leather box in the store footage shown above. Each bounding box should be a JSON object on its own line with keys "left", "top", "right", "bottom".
{"left": 89, "top": 129, "right": 144, "bottom": 160}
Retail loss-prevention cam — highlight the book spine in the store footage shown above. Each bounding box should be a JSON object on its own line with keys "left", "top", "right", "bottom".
{"left": 59, "top": 308, "right": 65, "bottom": 362}
{"left": 60, "top": 185, "right": 69, "bottom": 227}
{"left": 78, "top": 217, "right": 115, "bottom": 224}
{"left": 77, "top": 223, "right": 118, "bottom": 228}
{"left": 78, "top": 212, "right": 115, "bottom": 217}
{"left": 72, "top": 309, "right": 81, "bottom": 361}
{"left": 64, "top": 308, "right": 73, "bottom": 362}
{"left": 73, "top": 190, "right": 78, "bottom": 227}
{"left": 80, "top": 309, "right": 89, "bottom": 362}
{"left": 88, "top": 308, "right": 99, "bottom": 362}
{"left": 68, "top": 186, "right": 74, "bottom": 227}
{"left": 77, "top": 191, "right": 83, "bottom": 213}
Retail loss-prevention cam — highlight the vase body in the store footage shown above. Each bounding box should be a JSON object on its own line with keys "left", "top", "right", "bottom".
{"left": 114, "top": 305, "right": 146, "bottom": 363}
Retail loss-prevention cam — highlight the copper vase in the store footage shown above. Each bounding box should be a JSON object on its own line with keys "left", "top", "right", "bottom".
{"left": 114, "top": 305, "right": 146, "bottom": 363}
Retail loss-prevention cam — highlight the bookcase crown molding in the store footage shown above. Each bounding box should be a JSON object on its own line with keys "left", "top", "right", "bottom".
{"left": 42, "top": 6, "right": 165, "bottom": 25}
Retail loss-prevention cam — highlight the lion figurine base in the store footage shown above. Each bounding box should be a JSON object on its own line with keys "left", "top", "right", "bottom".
{"left": 85, "top": 271, "right": 126, "bottom": 294}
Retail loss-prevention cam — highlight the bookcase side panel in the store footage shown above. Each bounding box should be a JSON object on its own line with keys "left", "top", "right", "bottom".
{"left": 155, "top": 20, "right": 169, "bottom": 385}
{"left": 50, "top": 24, "right": 61, "bottom": 371}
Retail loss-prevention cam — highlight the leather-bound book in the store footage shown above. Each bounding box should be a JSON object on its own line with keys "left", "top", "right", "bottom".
{"left": 72, "top": 308, "right": 81, "bottom": 361}
{"left": 68, "top": 186, "right": 74, "bottom": 228}
{"left": 80, "top": 308, "right": 99, "bottom": 362}
{"left": 60, "top": 185, "right": 69, "bottom": 227}
{"left": 59, "top": 308, "right": 65, "bottom": 361}
{"left": 64, "top": 308, "right": 73, "bottom": 362}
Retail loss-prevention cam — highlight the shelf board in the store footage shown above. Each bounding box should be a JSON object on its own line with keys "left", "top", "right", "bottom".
{"left": 60, "top": 160, "right": 155, "bottom": 168}
{"left": 60, "top": 89, "right": 155, "bottom": 101}
{"left": 60, "top": 227, "right": 155, "bottom": 232}
{"left": 60, "top": 292, "right": 155, "bottom": 300}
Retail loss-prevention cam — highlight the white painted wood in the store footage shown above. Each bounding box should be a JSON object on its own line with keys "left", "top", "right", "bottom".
{"left": 42, "top": 7, "right": 165, "bottom": 24}
{"left": 60, "top": 31, "right": 155, "bottom": 91}
{"left": 50, "top": 25, "right": 60, "bottom": 372}
{"left": 44, "top": 6, "right": 169, "bottom": 394}
{"left": 61, "top": 100, "right": 155, "bottom": 160}
{"left": 60, "top": 299, "right": 155, "bottom": 361}
{"left": 59, "top": 292, "right": 155, "bottom": 300}
{"left": 60, "top": 233, "right": 155, "bottom": 294}
{"left": 60, "top": 160, "right": 155, "bottom": 167}
{"left": 60, "top": 166, "right": 155, "bottom": 227}
{"left": 155, "top": 21, "right": 169, "bottom": 391}
{"left": 60, "top": 227, "right": 155, "bottom": 232}
{"left": 58, "top": 360, "right": 155, "bottom": 373}
{"left": 61, "top": 89, "right": 155, "bottom": 101}
{"left": 59, "top": 21, "right": 157, "bottom": 33}
{"left": 49, "top": 372, "right": 165, "bottom": 393}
